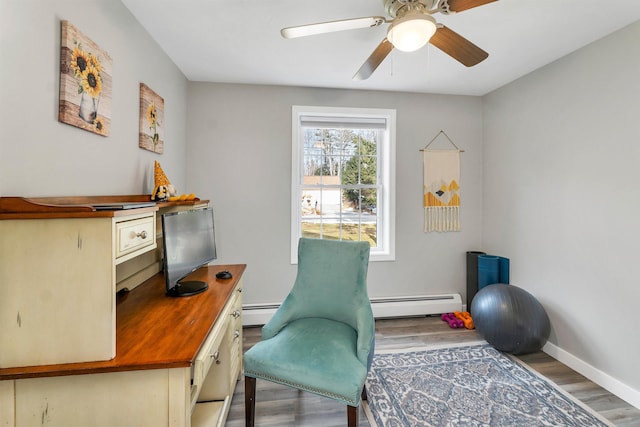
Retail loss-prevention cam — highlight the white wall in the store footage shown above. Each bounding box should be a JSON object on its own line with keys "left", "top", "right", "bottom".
{"left": 483, "top": 21, "right": 640, "bottom": 402}
{"left": 0, "top": 0, "right": 188, "bottom": 197}
{"left": 186, "top": 83, "right": 483, "bottom": 304}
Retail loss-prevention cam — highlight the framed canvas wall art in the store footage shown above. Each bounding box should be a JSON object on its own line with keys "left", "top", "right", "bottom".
{"left": 139, "top": 83, "right": 164, "bottom": 154}
{"left": 58, "top": 20, "right": 112, "bottom": 136}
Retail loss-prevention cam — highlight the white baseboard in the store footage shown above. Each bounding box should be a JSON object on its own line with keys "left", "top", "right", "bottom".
{"left": 543, "top": 341, "right": 640, "bottom": 410}
{"left": 242, "top": 304, "right": 278, "bottom": 326}
{"left": 370, "top": 294, "right": 462, "bottom": 319}
{"left": 242, "top": 294, "right": 462, "bottom": 326}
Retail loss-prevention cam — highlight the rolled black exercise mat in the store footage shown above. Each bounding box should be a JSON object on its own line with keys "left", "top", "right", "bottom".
{"left": 466, "top": 251, "right": 486, "bottom": 309}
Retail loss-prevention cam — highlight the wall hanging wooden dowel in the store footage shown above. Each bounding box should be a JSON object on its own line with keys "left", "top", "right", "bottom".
{"left": 422, "top": 130, "right": 462, "bottom": 232}
{"left": 419, "top": 130, "right": 464, "bottom": 152}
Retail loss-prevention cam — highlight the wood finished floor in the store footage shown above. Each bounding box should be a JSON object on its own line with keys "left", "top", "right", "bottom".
{"left": 225, "top": 316, "right": 640, "bottom": 426}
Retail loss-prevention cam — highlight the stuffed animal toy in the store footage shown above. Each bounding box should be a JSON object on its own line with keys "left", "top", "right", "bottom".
{"left": 151, "top": 161, "right": 176, "bottom": 201}
{"left": 151, "top": 161, "right": 197, "bottom": 202}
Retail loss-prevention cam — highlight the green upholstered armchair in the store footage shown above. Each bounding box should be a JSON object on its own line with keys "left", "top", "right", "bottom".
{"left": 244, "top": 237, "right": 374, "bottom": 427}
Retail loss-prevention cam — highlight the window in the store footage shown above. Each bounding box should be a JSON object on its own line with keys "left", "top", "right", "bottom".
{"left": 291, "top": 106, "right": 396, "bottom": 263}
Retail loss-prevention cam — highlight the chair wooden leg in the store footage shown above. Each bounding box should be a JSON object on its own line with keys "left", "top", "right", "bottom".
{"left": 361, "top": 384, "right": 368, "bottom": 402}
{"left": 245, "top": 376, "right": 256, "bottom": 427}
{"left": 348, "top": 404, "right": 358, "bottom": 427}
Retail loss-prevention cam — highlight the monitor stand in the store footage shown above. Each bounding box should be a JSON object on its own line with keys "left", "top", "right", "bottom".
{"left": 167, "top": 281, "right": 209, "bottom": 297}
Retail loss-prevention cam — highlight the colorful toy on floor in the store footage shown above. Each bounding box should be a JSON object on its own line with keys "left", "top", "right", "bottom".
{"left": 454, "top": 311, "right": 475, "bottom": 329}
{"left": 441, "top": 313, "right": 464, "bottom": 328}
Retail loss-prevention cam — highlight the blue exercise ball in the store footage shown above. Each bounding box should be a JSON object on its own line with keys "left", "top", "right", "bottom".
{"left": 470, "top": 284, "right": 550, "bottom": 355}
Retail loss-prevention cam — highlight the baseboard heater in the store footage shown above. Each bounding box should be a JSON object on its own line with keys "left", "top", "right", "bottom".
{"left": 242, "top": 294, "right": 462, "bottom": 326}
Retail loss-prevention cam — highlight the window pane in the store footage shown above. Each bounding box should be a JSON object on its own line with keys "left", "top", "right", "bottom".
{"left": 300, "top": 190, "right": 320, "bottom": 216}
{"left": 362, "top": 220, "right": 378, "bottom": 247}
{"left": 339, "top": 223, "right": 360, "bottom": 242}
{"left": 302, "top": 220, "right": 343, "bottom": 240}
{"left": 321, "top": 155, "right": 342, "bottom": 179}
{"left": 361, "top": 188, "right": 378, "bottom": 247}
{"left": 304, "top": 186, "right": 340, "bottom": 216}
{"left": 342, "top": 140, "right": 358, "bottom": 157}
{"left": 360, "top": 155, "right": 377, "bottom": 185}
{"left": 341, "top": 159, "right": 357, "bottom": 186}
{"left": 361, "top": 188, "right": 378, "bottom": 214}
{"left": 341, "top": 187, "right": 359, "bottom": 212}
{"left": 303, "top": 156, "right": 323, "bottom": 180}
{"left": 301, "top": 220, "right": 322, "bottom": 239}
{"left": 319, "top": 226, "right": 341, "bottom": 241}
{"left": 340, "top": 138, "right": 377, "bottom": 186}
{"left": 358, "top": 132, "right": 378, "bottom": 156}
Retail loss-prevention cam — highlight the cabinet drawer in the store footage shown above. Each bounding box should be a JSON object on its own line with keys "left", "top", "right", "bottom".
{"left": 192, "top": 312, "right": 229, "bottom": 405}
{"left": 229, "top": 287, "right": 243, "bottom": 383}
{"left": 230, "top": 329, "right": 241, "bottom": 384}
{"left": 115, "top": 216, "right": 155, "bottom": 260}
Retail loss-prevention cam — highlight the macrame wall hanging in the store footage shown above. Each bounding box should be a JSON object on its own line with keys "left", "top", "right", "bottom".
{"left": 421, "top": 130, "right": 463, "bottom": 232}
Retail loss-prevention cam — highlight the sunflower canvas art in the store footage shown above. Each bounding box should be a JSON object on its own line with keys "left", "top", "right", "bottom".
{"left": 138, "top": 83, "right": 164, "bottom": 154}
{"left": 58, "top": 20, "right": 112, "bottom": 136}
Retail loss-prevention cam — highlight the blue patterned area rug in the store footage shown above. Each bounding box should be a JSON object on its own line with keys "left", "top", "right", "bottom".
{"left": 363, "top": 343, "right": 613, "bottom": 427}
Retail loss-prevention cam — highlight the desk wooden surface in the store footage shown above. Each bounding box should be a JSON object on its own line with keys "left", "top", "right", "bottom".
{"left": 0, "top": 195, "right": 209, "bottom": 219}
{"left": 0, "top": 264, "right": 246, "bottom": 381}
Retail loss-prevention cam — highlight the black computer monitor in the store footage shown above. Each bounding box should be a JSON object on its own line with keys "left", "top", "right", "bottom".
{"left": 161, "top": 207, "right": 217, "bottom": 297}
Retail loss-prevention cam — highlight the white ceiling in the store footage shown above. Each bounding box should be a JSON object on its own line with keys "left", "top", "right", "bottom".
{"left": 120, "top": 0, "right": 640, "bottom": 96}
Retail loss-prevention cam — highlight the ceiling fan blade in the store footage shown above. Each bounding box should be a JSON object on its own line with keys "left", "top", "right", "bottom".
{"left": 353, "top": 38, "right": 394, "bottom": 81}
{"left": 429, "top": 25, "right": 488, "bottom": 67}
{"left": 445, "top": 0, "right": 498, "bottom": 13}
{"left": 281, "top": 16, "right": 386, "bottom": 39}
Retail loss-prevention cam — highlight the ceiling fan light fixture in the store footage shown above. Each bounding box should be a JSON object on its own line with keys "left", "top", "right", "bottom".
{"left": 387, "top": 13, "right": 437, "bottom": 52}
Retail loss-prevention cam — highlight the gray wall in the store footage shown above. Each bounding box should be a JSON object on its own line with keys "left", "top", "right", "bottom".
{"left": 483, "top": 21, "right": 640, "bottom": 401}
{"left": 0, "top": 0, "right": 188, "bottom": 197}
{"left": 186, "top": 84, "right": 484, "bottom": 304}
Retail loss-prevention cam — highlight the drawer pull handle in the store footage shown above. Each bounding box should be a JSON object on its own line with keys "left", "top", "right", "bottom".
{"left": 231, "top": 310, "right": 241, "bottom": 318}
{"left": 234, "top": 330, "right": 240, "bottom": 339}
{"left": 210, "top": 351, "right": 219, "bottom": 361}
{"left": 136, "top": 230, "right": 148, "bottom": 239}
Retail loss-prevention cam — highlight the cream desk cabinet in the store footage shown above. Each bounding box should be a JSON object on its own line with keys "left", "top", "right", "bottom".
{"left": 0, "top": 196, "right": 244, "bottom": 426}
{"left": 0, "top": 196, "right": 159, "bottom": 368}
{"left": 0, "top": 264, "right": 246, "bottom": 427}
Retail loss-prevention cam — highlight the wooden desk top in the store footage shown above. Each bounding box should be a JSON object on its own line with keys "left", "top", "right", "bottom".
{"left": 0, "top": 264, "right": 246, "bottom": 381}
{"left": 0, "top": 195, "right": 209, "bottom": 219}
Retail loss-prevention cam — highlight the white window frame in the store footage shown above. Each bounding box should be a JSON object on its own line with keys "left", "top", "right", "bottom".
{"left": 291, "top": 105, "right": 396, "bottom": 263}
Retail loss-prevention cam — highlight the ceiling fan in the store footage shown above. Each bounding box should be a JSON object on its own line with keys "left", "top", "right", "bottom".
{"left": 281, "top": 0, "right": 497, "bottom": 80}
